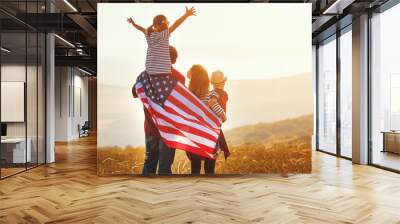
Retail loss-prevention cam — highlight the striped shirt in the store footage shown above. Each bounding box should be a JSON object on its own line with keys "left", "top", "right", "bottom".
{"left": 199, "top": 91, "right": 225, "bottom": 119}
{"left": 145, "top": 29, "right": 171, "bottom": 75}
{"left": 211, "top": 89, "right": 228, "bottom": 112}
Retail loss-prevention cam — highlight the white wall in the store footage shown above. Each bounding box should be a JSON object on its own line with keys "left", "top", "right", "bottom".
{"left": 55, "top": 66, "right": 70, "bottom": 141}
{"left": 55, "top": 67, "right": 89, "bottom": 141}
{"left": 72, "top": 73, "right": 89, "bottom": 138}
{"left": 1, "top": 66, "right": 26, "bottom": 139}
{"left": 1, "top": 65, "right": 37, "bottom": 138}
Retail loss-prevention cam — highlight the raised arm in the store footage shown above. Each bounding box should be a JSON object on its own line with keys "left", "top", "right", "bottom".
{"left": 169, "top": 6, "right": 196, "bottom": 34}
{"left": 127, "top": 18, "right": 146, "bottom": 34}
{"left": 132, "top": 84, "right": 138, "bottom": 98}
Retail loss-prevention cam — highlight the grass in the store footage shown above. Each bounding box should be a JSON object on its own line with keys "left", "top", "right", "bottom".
{"left": 97, "top": 136, "right": 311, "bottom": 175}
{"left": 97, "top": 115, "right": 313, "bottom": 175}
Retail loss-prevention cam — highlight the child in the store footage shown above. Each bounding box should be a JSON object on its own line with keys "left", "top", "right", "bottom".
{"left": 127, "top": 7, "right": 196, "bottom": 76}
{"left": 209, "top": 70, "right": 230, "bottom": 159}
{"left": 209, "top": 70, "right": 228, "bottom": 115}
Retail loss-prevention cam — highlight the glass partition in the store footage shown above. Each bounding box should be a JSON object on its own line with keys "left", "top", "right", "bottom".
{"left": 1, "top": 31, "right": 28, "bottom": 177}
{"left": 0, "top": 2, "right": 46, "bottom": 179}
{"left": 317, "top": 36, "right": 337, "bottom": 154}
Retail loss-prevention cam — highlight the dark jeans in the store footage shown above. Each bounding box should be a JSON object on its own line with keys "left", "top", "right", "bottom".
{"left": 188, "top": 153, "right": 216, "bottom": 174}
{"left": 142, "top": 136, "right": 175, "bottom": 175}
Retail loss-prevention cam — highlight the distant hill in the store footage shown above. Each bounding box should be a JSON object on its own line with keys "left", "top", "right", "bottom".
{"left": 224, "top": 114, "right": 313, "bottom": 146}
{"left": 223, "top": 74, "right": 313, "bottom": 129}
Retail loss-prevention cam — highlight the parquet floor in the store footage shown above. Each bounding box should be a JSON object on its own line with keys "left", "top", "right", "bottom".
{"left": 1, "top": 135, "right": 400, "bottom": 223}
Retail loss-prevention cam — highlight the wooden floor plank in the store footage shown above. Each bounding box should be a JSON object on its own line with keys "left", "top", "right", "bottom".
{"left": 0, "top": 135, "right": 400, "bottom": 223}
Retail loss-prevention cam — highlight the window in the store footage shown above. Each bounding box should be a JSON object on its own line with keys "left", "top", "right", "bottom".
{"left": 390, "top": 74, "right": 400, "bottom": 130}
{"left": 317, "top": 36, "right": 337, "bottom": 154}
{"left": 339, "top": 28, "right": 352, "bottom": 158}
{"left": 371, "top": 3, "right": 400, "bottom": 171}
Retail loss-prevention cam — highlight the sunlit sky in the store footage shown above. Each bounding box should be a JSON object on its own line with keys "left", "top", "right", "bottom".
{"left": 98, "top": 3, "right": 311, "bottom": 86}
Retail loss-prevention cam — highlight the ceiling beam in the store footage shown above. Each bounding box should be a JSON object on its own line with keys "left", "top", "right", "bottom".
{"left": 312, "top": 15, "right": 335, "bottom": 33}
{"left": 67, "top": 13, "right": 97, "bottom": 39}
{"left": 323, "top": 0, "right": 356, "bottom": 14}
{"left": 55, "top": 55, "right": 96, "bottom": 69}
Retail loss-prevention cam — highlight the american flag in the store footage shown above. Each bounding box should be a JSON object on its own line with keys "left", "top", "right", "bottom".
{"left": 135, "top": 71, "right": 222, "bottom": 159}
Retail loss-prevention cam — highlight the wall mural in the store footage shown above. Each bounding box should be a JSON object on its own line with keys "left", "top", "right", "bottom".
{"left": 97, "top": 3, "right": 313, "bottom": 175}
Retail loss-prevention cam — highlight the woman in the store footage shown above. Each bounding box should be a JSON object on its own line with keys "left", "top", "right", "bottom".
{"left": 186, "top": 64, "right": 230, "bottom": 174}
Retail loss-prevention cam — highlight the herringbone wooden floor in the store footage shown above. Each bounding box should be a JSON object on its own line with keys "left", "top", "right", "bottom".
{"left": 1, "top": 135, "right": 400, "bottom": 224}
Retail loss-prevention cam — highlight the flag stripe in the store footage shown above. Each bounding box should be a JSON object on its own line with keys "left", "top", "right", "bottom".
{"left": 151, "top": 104, "right": 219, "bottom": 142}
{"left": 158, "top": 125, "right": 215, "bottom": 153}
{"left": 161, "top": 138, "right": 215, "bottom": 159}
{"left": 157, "top": 119, "right": 217, "bottom": 149}
{"left": 176, "top": 82, "right": 221, "bottom": 127}
{"left": 174, "top": 83, "right": 221, "bottom": 127}
{"left": 164, "top": 100, "right": 202, "bottom": 124}
{"left": 163, "top": 102, "right": 219, "bottom": 136}
{"left": 159, "top": 130, "right": 199, "bottom": 148}
{"left": 169, "top": 90, "right": 218, "bottom": 129}
{"left": 166, "top": 95, "right": 219, "bottom": 134}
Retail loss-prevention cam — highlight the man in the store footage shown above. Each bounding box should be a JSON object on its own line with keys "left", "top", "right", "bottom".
{"left": 132, "top": 45, "right": 185, "bottom": 175}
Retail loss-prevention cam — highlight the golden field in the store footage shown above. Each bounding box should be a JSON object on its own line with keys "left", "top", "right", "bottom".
{"left": 98, "top": 115, "right": 312, "bottom": 175}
